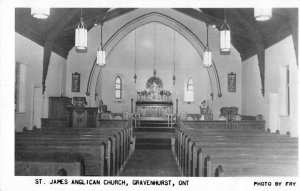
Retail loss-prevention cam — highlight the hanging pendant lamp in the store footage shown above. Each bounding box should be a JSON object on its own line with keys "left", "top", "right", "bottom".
{"left": 75, "top": 9, "right": 87, "bottom": 50}
{"left": 31, "top": 8, "right": 50, "bottom": 19}
{"left": 220, "top": 9, "right": 231, "bottom": 52}
{"left": 254, "top": 8, "right": 272, "bottom": 21}
{"left": 203, "top": 23, "right": 212, "bottom": 68}
{"left": 97, "top": 21, "right": 106, "bottom": 67}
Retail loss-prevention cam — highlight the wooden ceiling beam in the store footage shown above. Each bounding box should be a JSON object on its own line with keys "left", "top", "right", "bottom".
{"left": 231, "top": 9, "right": 265, "bottom": 96}
{"left": 97, "top": 8, "right": 137, "bottom": 24}
{"left": 61, "top": 8, "right": 136, "bottom": 33}
{"left": 286, "top": 9, "right": 298, "bottom": 65}
{"left": 174, "top": 8, "right": 254, "bottom": 41}
{"left": 46, "top": 9, "right": 79, "bottom": 40}
{"left": 60, "top": 8, "right": 110, "bottom": 32}
{"left": 42, "top": 40, "right": 53, "bottom": 94}
{"left": 42, "top": 9, "right": 79, "bottom": 94}
{"left": 15, "top": 20, "right": 45, "bottom": 45}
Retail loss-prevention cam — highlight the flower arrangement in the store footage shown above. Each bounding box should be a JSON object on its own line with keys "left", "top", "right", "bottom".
{"left": 140, "top": 90, "right": 151, "bottom": 96}
{"left": 158, "top": 90, "right": 171, "bottom": 96}
{"left": 164, "top": 90, "right": 171, "bottom": 96}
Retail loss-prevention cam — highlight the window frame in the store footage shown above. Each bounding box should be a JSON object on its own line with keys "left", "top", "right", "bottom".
{"left": 187, "top": 77, "right": 194, "bottom": 91}
{"left": 184, "top": 77, "right": 194, "bottom": 103}
{"left": 114, "top": 76, "right": 122, "bottom": 100}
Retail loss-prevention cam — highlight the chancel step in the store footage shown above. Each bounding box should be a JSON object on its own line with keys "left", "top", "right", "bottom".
{"left": 135, "top": 138, "right": 171, "bottom": 150}
{"left": 139, "top": 119, "right": 170, "bottom": 127}
{"left": 134, "top": 127, "right": 175, "bottom": 133}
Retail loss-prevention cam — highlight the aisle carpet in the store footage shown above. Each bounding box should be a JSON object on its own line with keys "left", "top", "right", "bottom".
{"left": 121, "top": 149, "right": 181, "bottom": 176}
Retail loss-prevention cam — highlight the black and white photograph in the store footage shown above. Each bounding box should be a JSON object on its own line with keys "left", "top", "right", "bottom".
{"left": 0, "top": 0, "right": 299, "bottom": 190}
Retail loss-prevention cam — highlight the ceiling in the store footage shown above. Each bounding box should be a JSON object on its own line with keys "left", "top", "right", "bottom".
{"left": 15, "top": 8, "right": 298, "bottom": 61}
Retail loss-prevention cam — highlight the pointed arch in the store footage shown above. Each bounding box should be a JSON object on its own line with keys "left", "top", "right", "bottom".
{"left": 87, "top": 12, "right": 222, "bottom": 105}
{"left": 187, "top": 77, "right": 194, "bottom": 91}
{"left": 115, "top": 76, "right": 122, "bottom": 99}
{"left": 185, "top": 77, "right": 194, "bottom": 102}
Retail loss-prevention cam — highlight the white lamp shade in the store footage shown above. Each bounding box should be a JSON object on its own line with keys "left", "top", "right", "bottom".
{"left": 203, "top": 49, "right": 212, "bottom": 68}
{"left": 220, "top": 23, "right": 231, "bottom": 52}
{"left": 97, "top": 49, "right": 106, "bottom": 67}
{"left": 31, "top": 8, "right": 50, "bottom": 19}
{"left": 75, "top": 27, "right": 87, "bottom": 50}
{"left": 254, "top": 8, "right": 272, "bottom": 21}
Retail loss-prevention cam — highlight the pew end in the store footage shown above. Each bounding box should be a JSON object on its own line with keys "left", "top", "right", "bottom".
{"left": 215, "top": 165, "right": 224, "bottom": 177}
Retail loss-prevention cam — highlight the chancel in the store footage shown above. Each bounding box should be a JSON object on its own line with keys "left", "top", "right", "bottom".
{"left": 14, "top": 7, "right": 298, "bottom": 177}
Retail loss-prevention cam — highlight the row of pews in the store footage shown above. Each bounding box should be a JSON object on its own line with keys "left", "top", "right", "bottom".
{"left": 175, "top": 119, "right": 298, "bottom": 177}
{"left": 15, "top": 118, "right": 133, "bottom": 176}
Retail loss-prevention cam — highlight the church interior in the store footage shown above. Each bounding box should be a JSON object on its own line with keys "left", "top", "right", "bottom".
{"left": 13, "top": 8, "right": 298, "bottom": 177}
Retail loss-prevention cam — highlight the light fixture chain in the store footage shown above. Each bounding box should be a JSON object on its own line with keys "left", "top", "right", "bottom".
{"left": 134, "top": 29, "right": 137, "bottom": 82}
{"left": 173, "top": 30, "right": 175, "bottom": 74}
{"left": 154, "top": 22, "right": 156, "bottom": 71}
{"left": 206, "top": 22, "right": 209, "bottom": 48}
{"left": 100, "top": 21, "right": 103, "bottom": 49}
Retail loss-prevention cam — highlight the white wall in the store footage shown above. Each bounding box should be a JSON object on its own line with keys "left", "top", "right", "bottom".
{"left": 242, "top": 36, "right": 298, "bottom": 137}
{"left": 15, "top": 33, "right": 67, "bottom": 131}
{"left": 66, "top": 9, "right": 242, "bottom": 119}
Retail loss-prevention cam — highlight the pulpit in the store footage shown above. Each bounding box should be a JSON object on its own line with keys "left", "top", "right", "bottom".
{"left": 67, "top": 107, "right": 98, "bottom": 128}
{"left": 67, "top": 97, "right": 98, "bottom": 128}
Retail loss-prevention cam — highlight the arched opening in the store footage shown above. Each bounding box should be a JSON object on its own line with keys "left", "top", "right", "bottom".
{"left": 115, "top": 76, "right": 122, "bottom": 99}
{"left": 87, "top": 12, "right": 222, "bottom": 105}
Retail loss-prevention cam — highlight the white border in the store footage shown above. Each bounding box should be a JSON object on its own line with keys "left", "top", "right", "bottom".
{"left": 1, "top": 0, "right": 299, "bottom": 191}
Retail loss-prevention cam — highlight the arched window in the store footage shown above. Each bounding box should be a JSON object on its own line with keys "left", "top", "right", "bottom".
{"left": 184, "top": 77, "right": 194, "bottom": 102}
{"left": 187, "top": 78, "right": 194, "bottom": 91}
{"left": 115, "top": 76, "right": 122, "bottom": 99}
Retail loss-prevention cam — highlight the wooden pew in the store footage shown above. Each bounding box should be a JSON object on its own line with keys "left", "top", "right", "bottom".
{"left": 175, "top": 119, "right": 297, "bottom": 177}
{"left": 17, "top": 131, "right": 125, "bottom": 176}
{"left": 15, "top": 152, "right": 83, "bottom": 176}
{"left": 16, "top": 128, "right": 129, "bottom": 175}
{"left": 16, "top": 135, "right": 109, "bottom": 176}
{"left": 174, "top": 120, "right": 298, "bottom": 177}
{"left": 16, "top": 119, "right": 133, "bottom": 176}
{"left": 178, "top": 129, "right": 297, "bottom": 176}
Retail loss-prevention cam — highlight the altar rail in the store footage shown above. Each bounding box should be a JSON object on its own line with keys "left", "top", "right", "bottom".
{"left": 177, "top": 116, "right": 265, "bottom": 130}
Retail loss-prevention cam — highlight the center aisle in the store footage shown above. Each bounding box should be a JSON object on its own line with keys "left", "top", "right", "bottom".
{"left": 120, "top": 149, "right": 181, "bottom": 176}
{"left": 121, "top": 118, "right": 181, "bottom": 176}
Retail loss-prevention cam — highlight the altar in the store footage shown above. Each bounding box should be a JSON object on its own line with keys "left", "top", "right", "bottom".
{"left": 135, "top": 75, "right": 173, "bottom": 118}
{"left": 136, "top": 100, "right": 173, "bottom": 118}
